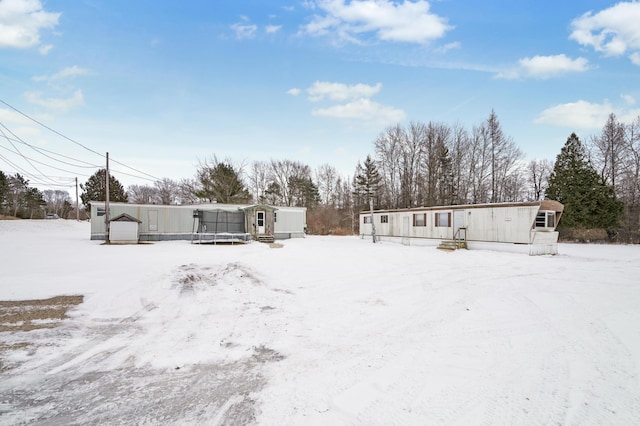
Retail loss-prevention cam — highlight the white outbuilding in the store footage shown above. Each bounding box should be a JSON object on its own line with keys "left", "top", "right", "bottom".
{"left": 108, "top": 213, "right": 142, "bottom": 244}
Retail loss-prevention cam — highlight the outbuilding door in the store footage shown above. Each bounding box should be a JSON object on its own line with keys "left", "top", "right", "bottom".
{"left": 256, "top": 211, "right": 265, "bottom": 234}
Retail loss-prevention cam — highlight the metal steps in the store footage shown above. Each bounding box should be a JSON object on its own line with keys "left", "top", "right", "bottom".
{"left": 437, "top": 240, "right": 467, "bottom": 251}
{"left": 256, "top": 234, "right": 274, "bottom": 243}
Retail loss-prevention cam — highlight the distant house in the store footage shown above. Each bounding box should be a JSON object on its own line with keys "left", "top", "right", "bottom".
{"left": 359, "top": 200, "right": 564, "bottom": 255}
{"left": 90, "top": 202, "right": 306, "bottom": 243}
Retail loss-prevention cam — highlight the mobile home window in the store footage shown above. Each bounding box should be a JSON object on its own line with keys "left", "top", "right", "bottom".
{"left": 535, "top": 211, "right": 555, "bottom": 229}
{"left": 435, "top": 212, "right": 451, "bottom": 227}
{"left": 380, "top": 215, "right": 389, "bottom": 223}
{"left": 545, "top": 211, "right": 555, "bottom": 228}
{"left": 364, "top": 216, "right": 372, "bottom": 224}
{"left": 413, "top": 213, "right": 426, "bottom": 227}
{"left": 274, "top": 212, "right": 277, "bottom": 223}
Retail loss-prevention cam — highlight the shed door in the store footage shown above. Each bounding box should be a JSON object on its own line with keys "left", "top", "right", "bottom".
{"left": 453, "top": 210, "right": 465, "bottom": 240}
{"left": 256, "top": 211, "right": 265, "bottom": 234}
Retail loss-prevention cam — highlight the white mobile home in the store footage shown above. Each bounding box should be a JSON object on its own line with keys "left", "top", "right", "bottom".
{"left": 90, "top": 202, "right": 307, "bottom": 243}
{"left": 359, "top": 201, "right": 564, "bottom": 255}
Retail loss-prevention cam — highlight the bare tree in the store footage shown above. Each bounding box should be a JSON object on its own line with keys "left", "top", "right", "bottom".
{"left": 42, "top": 189, "right": 72, "bottom": 216}
{"left": 468, "top": 123, "right": 491, "bottom": 203}
{"left": 591, "top": 113, "right": 626, "bottom": 194}
{"left": 374, "top": 125, "right": 404, "bottom": 208}
{"left": 154, "top": 178, "right": 178, "bottom": 205}
{"left": 268, "top": 159, "right": 312, "bottom": 206}
{"left": 528, "top": 159, "right": 553, "bottom": 201}
{"left": 449, "top": 123, "right": 472, "bottom": 204}
{"left": 486, "top": 111, "right": 523, "bottom": 202}
{"left": 127, "top": 185, "right": 157, "bottom": 204}
{"left": 177, "top": 178, "right": 202, "bottom": 204}
{"left": 315, "top": 163, "right": 339, "bottom": 207}
{"left": 248, "top": 161, "right": 270, "bottom": 204}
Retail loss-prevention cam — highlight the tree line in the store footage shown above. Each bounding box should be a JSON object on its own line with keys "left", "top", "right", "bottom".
{"left": 3, "top": 110, "right": 638, "bottom": 242}
{"left": 0, "top": 171, "right": 75, "bottom": 219}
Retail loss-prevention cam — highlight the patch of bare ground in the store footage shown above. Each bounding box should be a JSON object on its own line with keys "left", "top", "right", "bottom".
{"left": 0, "top": 296, "right": 83, "bottom": 373}
{"left": 0, "top": 296, "right": 84, "bottom": 332}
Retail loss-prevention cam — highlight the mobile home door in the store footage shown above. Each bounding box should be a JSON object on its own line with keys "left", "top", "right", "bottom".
{"left": 453, "top": 210, "right": 466, "bottom": 240}
{"left": 256, "top": 211, "right": 265, "bottom": 234}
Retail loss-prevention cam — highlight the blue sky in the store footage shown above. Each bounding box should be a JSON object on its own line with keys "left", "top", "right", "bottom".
{"left": 1, "top": 0, "right": 640, "bottom": 192}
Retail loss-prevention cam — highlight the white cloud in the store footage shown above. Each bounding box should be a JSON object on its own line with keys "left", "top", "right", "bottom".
{"left": 24, "top": 89, "right": 85, "bottom": 112}
{"left": 303, "top": 0, "right": 451, "bottom": 44}
{"left": 230, "top": 22, "right": 257, "bottom": 39}
{"left": 621, "top": 94, "right": 636, "bottom": 105}
{"left": 519, "top": 54, "right": 589, "bottom": 78}
{"left": 299, "top": 80, "right": 404, "bottom": 125}
{"left": 0, "top": 107, "right": 33, "bottom": 125}
{"left": 434, "top": 41, "right": 461, "bottom": 54}
{"left": 497, "top": 54, "right": 589, "bottom": 80}
{"left": 312, "top": 98, "right": 406, "bottom": 124}
{"left": 535, "top": 100, "right": 615, "bottom": 129}
{"left": 631, "top": 52, "right": 640, "bottom": 66}
{"left": 570, "top": 2, "right": 640, "bottom": 64}
{"left": 32, "top": 65, "right": 90, "bottom": 82}
{"left": 287, "top": 88, "right": 302, "bottom": 96}
{"left": 265, "top": 25, "right": 282, "bottom": 34}
{"left": 0, "top": 0, "right": 60, "bottom": 50}
{"left": 38, "top": 43, "right": 53, "bottom": 54}
{"left": 307, "top": 81, "right": 382, "bottom": 102}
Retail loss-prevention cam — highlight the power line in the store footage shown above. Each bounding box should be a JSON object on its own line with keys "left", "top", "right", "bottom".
{"left": 0, "top": 123, "right": 99, "bottom": 169}
{"left": 0, "top": 98, "right": 104, "bottom": 157}
{"left": 0, "top": 144, "right": 93, "bottom": 178}
{"left": 0, "top": 126, "right": 60, "bottom": 185}
{"left": 0, "top": 98, "right": 163, "bottom": 181}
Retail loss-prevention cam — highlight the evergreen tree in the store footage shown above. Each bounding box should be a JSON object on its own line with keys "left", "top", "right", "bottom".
{"left": 546, "top": 133, "right": 623, "bottom": 230}
{"left": 289, "top": 176, "right": 320, "bottom": 209}
{"left": 0, "top": 170, "right": 8, "bottom": 215}
{"left": 196, "top": 159, "right": 251, "bottom": 203}
{"left": 24, "top": 187, "right": 46, "bottom": 218}
{"left": 354, "top": 155, "right": 382, "bottom": 207}
{"left": 80, "top": 169, "right": 129, "bottom": 212}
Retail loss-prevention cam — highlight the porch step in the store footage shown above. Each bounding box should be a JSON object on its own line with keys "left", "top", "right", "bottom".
{"left": 437, "top": 240, "right": 467, "bottom": 251}
{"left": 256, "top": 234, "right": 274, "bottom": 243}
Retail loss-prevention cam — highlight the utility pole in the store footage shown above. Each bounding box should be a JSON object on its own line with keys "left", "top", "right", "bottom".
{"left": 105, "top": 152, "right": 110, "bottom": 243}
{"left": 75, "top": 177, "right": 79, "bottom": 221}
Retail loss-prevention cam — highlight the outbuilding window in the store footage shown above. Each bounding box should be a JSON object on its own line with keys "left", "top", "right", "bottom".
{"left": 364, "top": 216, "right": 372, "bottom": 224}
{"left": 380, "top": 215, "right": 389, "bottom": 223}
{"left": 413, "top": 213, "right": 426, "bottom": 227}
{"left": 435, "top": 212, "right": 451, "bottom": 227}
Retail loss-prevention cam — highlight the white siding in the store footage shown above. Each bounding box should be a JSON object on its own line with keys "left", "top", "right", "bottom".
{"left": 359, "top": 202, "right": 558, "bottom": 251}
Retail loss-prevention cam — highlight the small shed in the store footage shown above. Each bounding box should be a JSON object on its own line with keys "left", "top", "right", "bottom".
{"left": 109, "top": 213, "right": 142, "bottom": 244}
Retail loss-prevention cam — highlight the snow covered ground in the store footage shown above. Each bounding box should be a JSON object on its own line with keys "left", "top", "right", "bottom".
{"left": 1, "top": 219, "right": 639, "bottom": 425}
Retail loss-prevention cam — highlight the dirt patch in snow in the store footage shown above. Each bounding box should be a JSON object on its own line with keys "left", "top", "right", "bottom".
{"left": 0, "top": 295, "right": 84, "bottom": 332}
{"left": 0, "top": 296, "right": 83, "bottom": 372}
